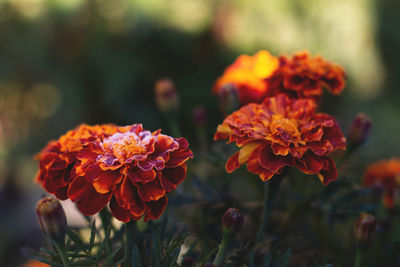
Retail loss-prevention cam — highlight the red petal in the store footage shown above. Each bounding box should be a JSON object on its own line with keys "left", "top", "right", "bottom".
{"left": 109, "top": 197, "right": 131, "bottom": 222}
{"left": 136, "top": 179, "right": 165, "bottom": 202}
{"left": 120, "top": 178, "right": 146, "bottom": 216}
{"left": 318, "top": 157, "right": 338, "bottom": 185}
{"left": 126, "top": 167, "right": 156, "bottom": 184}
{"left": 166, "top": 149, "right": 193, "bottom": 167}
{"left": 258, "top": 145, "right": 293, "bottom": 173}
{"left": 160, "top": 165, "right": 187, "bottom": 192}
{"left": 225, "top": 152, "right": 240, "bottom": 173}
{"left": 144, "top": 196, "right": 168, "bottom": 221}
{"left": 55, "top": 186, "right": 68, "bottom": 200}
{"left": 68, "top": 176, "right": 111, "bottom": 216}
{"left": 84, "top": 164, "right": 123, "bottom": 193}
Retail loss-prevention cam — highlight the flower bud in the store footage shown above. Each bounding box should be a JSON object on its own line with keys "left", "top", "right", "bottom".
{"left": 193, "top": 106, "right": 208, "bottom": 127}
{"left": 221, "top": 208, "right": 243, "bottom": 234}
{"left": 354, "top": 213, "right": 376, "bottom": 246}
{"left": 348, "top": 113, "right": 371, "bottom": 148}
{"left": 218, "top": 83, "right": 240, "bottom": 115}
{"left": 155, "top": 78, "right": 179, "bottom": 114}
{"left": 204, "top": 263, "right": 215, "bottom": 267}
{"left": 36, "top": 197, "right": 67, "bottom": 243}
{"left": 181, "top": 256, "right": 195, "bottom": 267}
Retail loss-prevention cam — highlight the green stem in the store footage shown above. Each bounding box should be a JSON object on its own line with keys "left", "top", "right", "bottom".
{"left": 54, "top": 242, "right": 70, "bottom": 267}
{"left": 99, "top": 208, "right": 112, "bottom": 254}
{"left": 213, "top": 230, "right": 231, "bottom": 266}
{"left": 354, "top": 246, "right": 364, "bottom": 267}
{"left": 256, "top": 171, "right": 286, "bottom": 242}
{"left": 125, "top": 221, "right": 136, "bottom": 267}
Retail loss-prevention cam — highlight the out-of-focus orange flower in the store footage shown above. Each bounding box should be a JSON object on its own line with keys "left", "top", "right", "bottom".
{"left": 213, "top": 50, "right": 279, "bottom": 104}
{"left": 36, "top": 124, "right": 193, "bottom": 222}
{"left": 363, "top": 158, "right": 400, "bottom": 208}
{"left": 213, "top": 50, "right": 345, "bottom": 106}
{"left": 214, "top": 94, "right": 346, "bottom": 184}
{"left": 267, "top": 51, "right": 346, "bottom": 101}
{"left": 24, "top": 260, "right": 50, "bottom": 267}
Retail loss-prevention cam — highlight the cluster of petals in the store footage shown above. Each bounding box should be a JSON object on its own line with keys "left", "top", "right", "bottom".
{"left": 36, "top": 124, "right": 193, "bottom": 222}
{"left": 213, "top": 50, "right": 345, "bottom": 105}
{"left": 212, "top": 50, "right": 279, "bottom": 104}
{"left": 214, "top": 94, "right": 346, "bottom": 184}
{"left": 363, "top": 158, "right": 400, "bottom": 208}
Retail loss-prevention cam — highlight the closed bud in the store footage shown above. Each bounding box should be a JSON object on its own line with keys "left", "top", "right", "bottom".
{"left": 221, "top": 208, "right": 243, "bottom": 234}
{"left": 155, "top": 78, "right": 179, "bottom": 114}
{"left": 218, "top": 83, "right": 240, "bottom": 115}
{"left": 354, "top": 213, "right": 376, "bottom": 246}
{"left": 204, "top": 263, "right": 215, "bottom": 267}
{"left": 193, "top": 106, "right": 208, "bottom": 127}
{"left": 36, "top": 197, "right": 67, "bottom": 243}
{"left": 348, "top": 113, "right": 371, "bottom": 148}
{"left": 181, "top": 256, "right": 195, "bottom": 267}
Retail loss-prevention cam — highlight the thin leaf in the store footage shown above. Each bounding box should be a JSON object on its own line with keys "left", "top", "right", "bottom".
{"left": 261, "top": 252, "right": 272, "bottom": 267}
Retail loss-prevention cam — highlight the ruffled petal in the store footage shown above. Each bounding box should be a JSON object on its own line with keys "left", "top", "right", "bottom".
{"left": 136, "top": 179, "right": 165, "bottom": 202}
{"left": 144, "top": 196, "right": 168, "bottom": 221}
{"left": 160, "top": 165, "right": 187, "bottom": 192}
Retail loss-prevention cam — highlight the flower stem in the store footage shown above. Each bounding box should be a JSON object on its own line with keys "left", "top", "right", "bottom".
{"left": 54, "top": 241, "right": 70, "bottom": 267}
{"left": 256, "top": 171, "right": 286, "bottom": 242}
{"left": 213, "top": 230, "right": 231, "bottom": 266}
{"left": 125, "top": 221, "right": 136, "bottom": 267}
{"left": 99, "top": 208, "right": 112, "bottom": 254}
{"left": 354, "top": 246, "right": 364, "bottom": 267}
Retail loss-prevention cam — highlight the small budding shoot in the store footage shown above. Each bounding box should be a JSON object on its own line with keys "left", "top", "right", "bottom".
{"left": 218, "top": 83, "right": 240, "bottom": 115}
{"left": 348, "top": 113, "right": 371, "bottom": 149}
{"left": 36, "top": 197, "right": 67, "bottom": 244}
{"left": 155, "top": 78, "right": 179, "bottom": 114}
{"left": 222, "top": 207, "right": 244, "bottom": 234}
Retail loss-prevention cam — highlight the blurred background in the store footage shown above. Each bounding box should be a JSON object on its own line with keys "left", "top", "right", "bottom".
{"left": 0, "top": 0, "right": 399, "bottom": 265}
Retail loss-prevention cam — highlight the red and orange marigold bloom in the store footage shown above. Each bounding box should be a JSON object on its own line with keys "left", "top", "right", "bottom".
{"left": 363, "top": 158, "right": 400, "bottom": 208}
{"left": 213, "top": 50, "right": 345, "bottom": 106}
{"left": 266, "top": 51, "right": 346, "bottom": 101}
{"left": 214, "top": 94, "right": 346, "bottom": 184}
{"left": 213, "top": 50, "right": 279, "bottom": 105}
{"left": 36, "top": 124, "right": 193, "bottom": 222}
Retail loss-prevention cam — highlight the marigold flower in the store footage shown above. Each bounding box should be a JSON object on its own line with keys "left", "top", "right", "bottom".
{"left": 363, "top": 158, "right": 400, "bottom": 208}
{"left": 213, "top": 50, "right": 279, "bottom": 105}
{"left": 36, "top": 124, "right": 193, "bottom": 222}
{"left": 214, "top": 94, "right": 346, "bottom": 184}
{"left": 35, "top": 124, "right": 119, "bottom": 200}
{"left": 24, "top": 260, "right": 50, "bottom": 267}
{"left": 213, "top": 50, "right": 345, "bottom": 106}
{"left": 267, "top": 51, "right": 346, "bottom": 101}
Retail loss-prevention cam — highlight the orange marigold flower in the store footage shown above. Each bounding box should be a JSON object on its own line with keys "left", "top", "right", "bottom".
{"left": 213, "top": 50, "right": 279, "bottom": 104}
{"left": 363, "top": 158, "right": 400, "bottom": 209}
{"left": 35, "top": 124, "right": 119, "bottom": 200}
{"left": 213, "top": 50, "right": 345, "bottom": 106}
{"left": 267, "top": 51, "right": 346, "bottom": 101}
{"left": 24, "top": 260, "right": 50, "bottom": 267}
{"left": 214, "top": 94, "right": 346, "bottom": 184}
{"left": 36, "top": 124, "right": 193, "bottom": 222}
